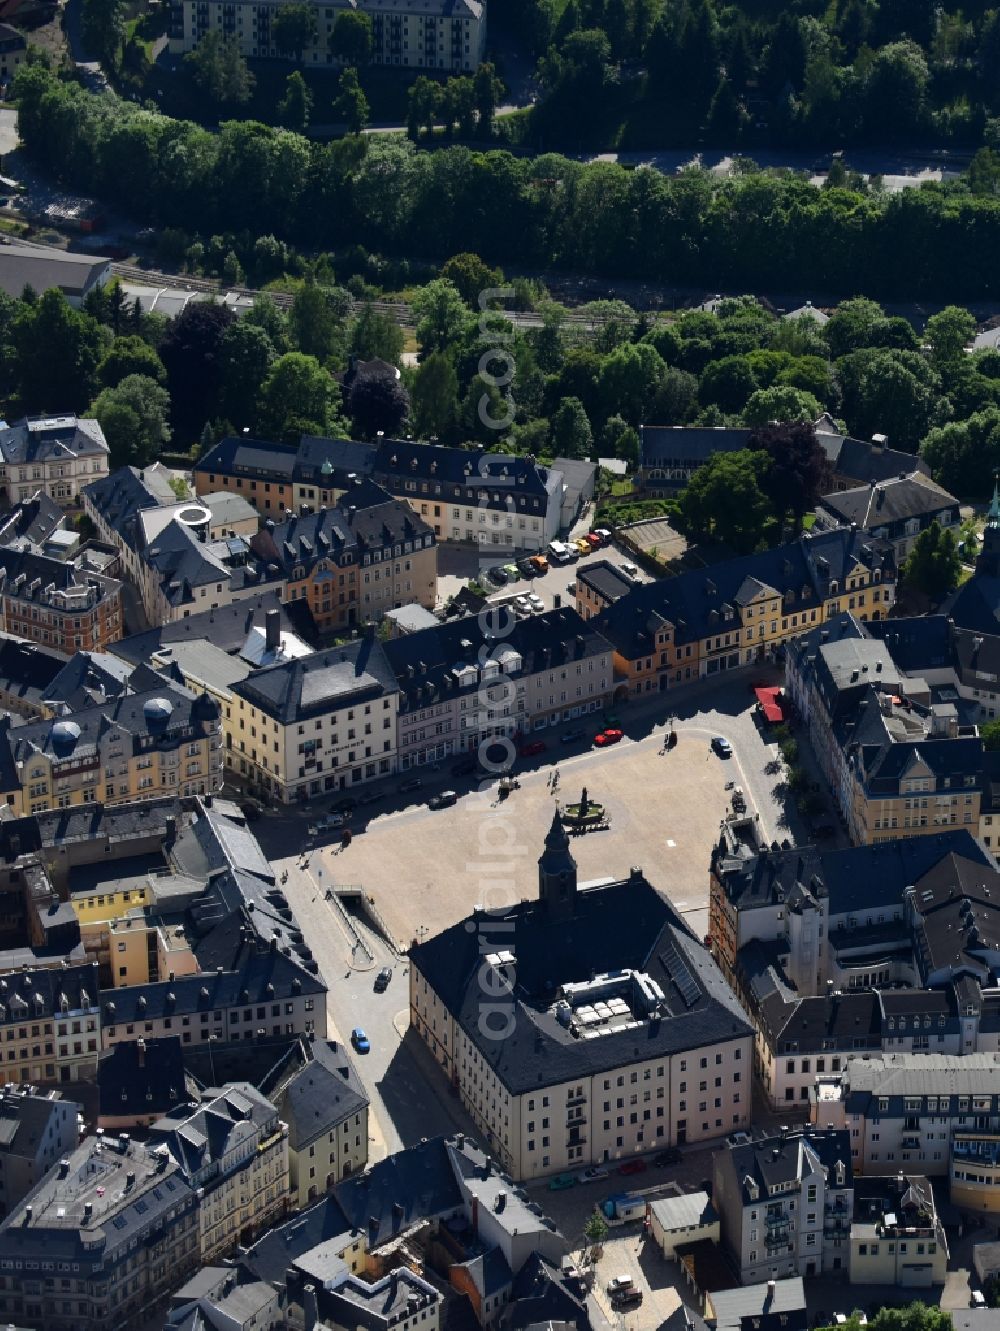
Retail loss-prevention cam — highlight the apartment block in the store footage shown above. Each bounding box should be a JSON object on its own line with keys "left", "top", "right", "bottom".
{"left": 0, "top": 962, "right": 99, "bottom": 1085}
{"left": 814, "top": 472, "right": 960, "bottom": 564}
{"left": 591, "top": 528, "right": 895, "bottom": 700}
{"left": 0, "top": 683, "right": 223, "bottom": 817}
{"left": 260, "top": 1034, "right": 369, "bottom": 1208}
{"left": 0, "top": 546, "right": 123, "bottom": 652}
{"left": 712, "top": 1128, "right": 854, "bottom": 1284}
{"left": 168, "top": 0, "right": 486, "bottom": 73}
{"left": 850, "top": 1173, "right": 947, "bottom": 1286}
{"left": 150, "top": 1084, "right": 289, "bottom": 1262}
{"left": 250, "top": 477, "right": 437, "bottom": 633}
{"left": 787, "top": 614, "right": 984, "bottom": 845}
{"left": 229, "top": 632, "right": 398, "bottom": 802}
{"left": 410, "top": 814, "right": 753, "bottom": 1181}
{"left": 0, "top": 416, "right": 109, "bottom": 506}
{"left": 0, "top": 1087, "right": 80, "bottom": 1219}
{"left": 0, "top": 1133, "right": 200, "bottom": 1331}
{"left": 384, "top": 605, "right": 613, "bottom": 770}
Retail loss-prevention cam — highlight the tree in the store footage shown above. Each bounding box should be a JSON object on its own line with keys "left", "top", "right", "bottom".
{"left": 346, "top": 364, "right": 410, "bottom": 439}
{"left": 279, "top": 71, "right": 313, "bottom": 131}
{"left": 597, "top": 341, "right": 666, "bottom": 424}
{"left": 925, "top": 306, "right": 977, "bottom": 366}
{"left": 97, "top": 335, "right": 166, "bottom": 389}
{"left": 865, "top": 40, "right": 929, "bottom": 135}
{"left": 412, "top": 352, "right": 459, "bottom": 439}
{"left": 837, "top": 348, "right": 941, "bottom": 450}
{"left": 14, "top": 289, "right": 109, "bottom": 413}
{"left": 219, "top": 321, "right": 276, "bottom": 427}
{"left": 473, "top": 61, "right": 502, "bottom": 135}
{"left": 273, "top": 2, "right": 318, "bottom": 59}
{"left": 699, "top": 355, "right": 758, "bottom": 413}
{"left": 82, "top": 0, "right": 125, "bottom": 67}
{"left": 440, "top": 253, "right": 505, "bottom": 307}
{"left": 902, "top": 520, "right": 962, "bottom": 601}
{"left": 158, "top": 300, "right": 235, "bottom": 438}
{"left": 289, "top": 280, "right": 347, "bottom": 363}
{"left": 258, "top": 352, "right": 340, "bottom": 441}
{"left": 330, "top": 10, "right": 372, "bottom": 63}
{"left": 743, "top": 386, "right": 822, "bottom": 427}
{"left": 185, "top": 30, "right": 254, "bottom": 104}
{"left": 705, "top": 78, "right": 745, "bottom": 140}
{"left": 90, "top": 374, "right": 171, "bottom": 468}
{"left": 749, "top": 421, "right": 832, "bottom": 530}
{"left": 350, "top": 304, "right": 403, "bottom": 365}
{"left": 920, "top": 408, "right": 1000, "bottom": 496}
{"left": 824, "top": 297, "right": 886, "bottom": 360}
{"left": 408, "top": 76, "right": 441, "bottom": 139}
{"left": 550, "top": 396, "right": 593, "bottom": 459}
{"left": 583, "top": 1210, "right": 609, "bottom": 1258}
{"left": 679, "top": 449, "right": 771, "bottom": 554}
{"left": 601, "top": 413, "right": 640, "bottom": 466}
{"left": 411, "top": 279, "right": 471, "bottom": 356}
{"left": 981, "top": 718, "right": 1000, "bottom": 752}
{"left": 333, "top": 66, "right": 369, "bottom": 133}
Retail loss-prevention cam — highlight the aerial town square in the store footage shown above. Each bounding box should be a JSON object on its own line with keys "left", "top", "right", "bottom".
{"left": 0, "top": 1, "right": 998, "bottom": 1329}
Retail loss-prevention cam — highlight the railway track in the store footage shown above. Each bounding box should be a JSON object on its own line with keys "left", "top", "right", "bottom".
{"left": 111, "top": 262, "right": 614, "bottom": 330}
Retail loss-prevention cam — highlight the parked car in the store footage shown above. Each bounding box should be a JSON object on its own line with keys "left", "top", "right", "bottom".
{"left": 579, "top": 1165, "right": 609, "bottom": 1182}
{"left": 520, "top": 739, "right": 547, "bottom": 757}
{"left": 612, "top": 1290, "right": 643, "bottom": 1310}
{"left": 595, "top": 528, "right": 612, "bottom": 543}
{"left": 428, "top": 790, "right": 458, "bottom": 810}
{"left": 711, "top": 736, "right": 733, "bottom": 758}
{"left": 529, "top": 555, "right": 548, "bottom": 574}
{"left": 727, "top": 1131, "right": 751, "bottom": 1147}
{"left": 561, "top": 728, "right": 585, "bottom": 744}
{"left": 548, "top": 1172, "right": 577, "bottom": 1191}
{"left": 503, "top": 564, "right": 520, "bottom": 581}
{"left": 374, "top": 966, "right": 393, "bottom": 992}
{"left": 486, "top": 565, "right": 508, "bottom": 586}
{"left": 594, "top": 728, "right": 624, "bottom": 747}
{"left": 308, "top": 812, "right": 344, "bottom": 835}
{"left": 617, "top": 1159, "right": 648, "bottom": 1176}
{"left": 518, "top": 558, "right": 537, "bottom": 578}
{"left": 527, "top": 594, "right": 545, "bottom": 612}
{"left": 586, "top": 532, "right": 603, "bottom": 548}
{"left": 621, "top": 562, "right": 639, "bottom": 577}
{"left": 607, "top": 1277, "right": 634, "bottom": 1296}
{"left": 351, "top": 1028, "right": 371, "bottom": 1053}
{"left": 654, "top": 1147, "right": 682, "bottom": 1166}
{"left": 399, "top": 777, "right": 423, "bottom": 793}
{"left": 514, "top": 595, "right": 531, "bottom": 615}
{"left": 574, "top": 538, "right": 592, "bottom": 555}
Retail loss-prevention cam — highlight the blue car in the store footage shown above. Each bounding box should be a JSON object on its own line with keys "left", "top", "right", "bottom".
{"left": 351, "top": 1027, "right": 371, "bottom": 1054}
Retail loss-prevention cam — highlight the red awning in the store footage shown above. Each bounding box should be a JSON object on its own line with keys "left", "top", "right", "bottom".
{"left": 754, "top": 685, "right": 787, "bottom": 724}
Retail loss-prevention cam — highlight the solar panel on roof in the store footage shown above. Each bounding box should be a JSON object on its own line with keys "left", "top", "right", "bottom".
{"left": 659, "top": 940, "right": 700, "bottom": 1008}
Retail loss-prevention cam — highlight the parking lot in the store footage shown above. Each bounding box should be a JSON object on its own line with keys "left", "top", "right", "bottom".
{"left": 436, "top": 538, "right": 653, "bottom": 613}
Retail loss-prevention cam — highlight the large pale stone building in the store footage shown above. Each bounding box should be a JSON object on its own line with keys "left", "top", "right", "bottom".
{"left": 168, "top": 0, "right": 486, "bottom": 73}
{"left": 410, "top": 814, "right": 753, "bottom": 1181}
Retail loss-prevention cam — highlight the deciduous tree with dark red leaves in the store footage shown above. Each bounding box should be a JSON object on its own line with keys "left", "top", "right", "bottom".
{"left": 748, "top": 420, "right": 833, "bottom": 533}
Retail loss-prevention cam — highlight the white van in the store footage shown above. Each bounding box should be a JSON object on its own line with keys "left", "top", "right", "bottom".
{"left": 548, "top": 541, "right": 577, "bottom": 564}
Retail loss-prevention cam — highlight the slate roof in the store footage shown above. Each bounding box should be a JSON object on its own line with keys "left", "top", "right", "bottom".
{"left": 594, "top": 528, "right": 892, "bottom": 659}
{"left": 1, "top": 680, "right": 219, "bottom": 775}
{"left": 0, "top": 1089, "right": 77, "bottom": 1164}
{"left": 0, "top": 544, "right": 120, "bottom": 608}
{"left": 817, "top": 473, "right": 958, "bottom": 532}
{"left": 757, "top": 990, "right": 882, "bottom": 1053}
{"left": 726, "top": 1129, "right": 853, "bottom": 1202}
{"left": 946, "top": 574, "right": 1000, "bottom": 637}
{"left": 97, "top": 1036, "right": 196, "bottom": 1120}
{"left": 0, "top": 962, "right": 98, "bottom": 1029}
{"left": 0, "top": 634, "right": 68, "bottom": 711}
{"left": 648, "top": 1190, "right": 716, "bottom": 1233}
{"left": 195, "top": 435, "right": 299, "bottom": 483}
{"left": 0, "top": 490, "right": 64, "bottom": 548}
{"left": 709, "top": 1278, "right": 807, "bottom": 1331}
{"left": 113, "top": 592, "right": 317, "bottom": 663}
{"left": 411, "top": 857, "right": 751, "bottom": 1095}
{"left": 835, "top": 1053, "right": 1000, "bottom": 1110}
{"left": 233, "top": 634, "right": 397, "bottom": 724}
{"left": 384, "top": 605, "right": 611, "bottom": 715}
{"left": 501, "top": 1253, "right": 588, "bottom": 1331}
{"left": 909, "top": 853, "right": 1000, "bottom": 981}
{"left": 262, "top": 1037, "right": 368, "bottom": 1151}
{"left": 149, "top": 1083, "right": 278, "bottom": 1180}
{"left": 640, "top": 426, "right": 751, "bottom": 471}
{"left": 819, "top": 431, "right": 931, "bottom": 486}
{"left": 251, "top": 479, "right": 433, "bottom": 576}
{"left": 101, "top": 944, "right": 323, "bottom": 1027}
{"left": 83, "top": 465, "right": 177, "bottom": 547}
{"left": 371, "top": 439, "right": 561, "bottom": 515}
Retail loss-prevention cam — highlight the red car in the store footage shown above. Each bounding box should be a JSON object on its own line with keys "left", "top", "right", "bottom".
{"left": 520, "top": 740, "right": 547, "bottom": 757}
{"left": 585, "top": 532, "right": 603, "bottom": 549}
{"left": 594, "top": 728, "right": 624, "bottom": 747}
{"left": 617, "top": 1159, "right": 648, "bottom": 1176}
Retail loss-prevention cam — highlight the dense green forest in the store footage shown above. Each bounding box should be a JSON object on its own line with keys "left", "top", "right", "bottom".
{"left": 14, "top": 68, "right": 1000, "bottom": 301}
{"left": 503, "top": 0, "right": 1000, "bottom": 149}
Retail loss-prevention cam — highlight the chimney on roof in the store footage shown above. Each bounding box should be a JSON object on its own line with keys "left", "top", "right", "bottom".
{"left": 872, "top": 433, "right": 888, "bottom": 453}
{"left": 137, "top": 1038, "right": 145, "bottom": 1068}
{"left": 265, "top": 608, "right": 281, "bottom": 654}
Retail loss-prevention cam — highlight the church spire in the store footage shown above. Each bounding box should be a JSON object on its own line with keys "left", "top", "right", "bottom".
{"left": 977, "top": 469, "right": 1000, "bottom": 577}
{"left": 538, "top": 808, "right": 577, "bottom": 915}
